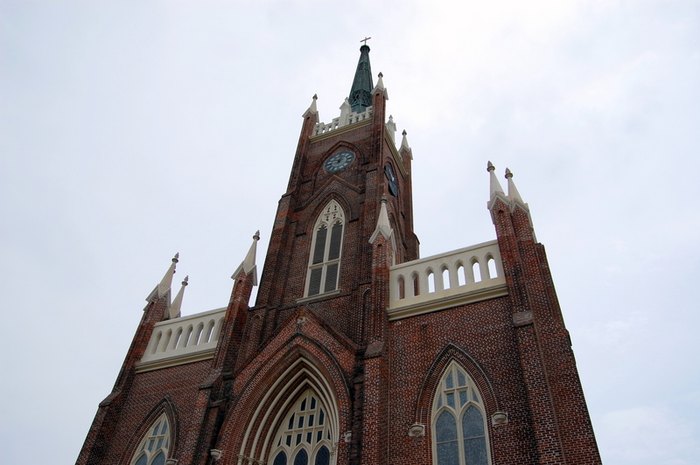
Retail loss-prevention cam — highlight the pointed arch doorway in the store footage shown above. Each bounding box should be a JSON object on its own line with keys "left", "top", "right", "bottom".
{"left": 237, "top": 358, "right": 341, "bottom": 465}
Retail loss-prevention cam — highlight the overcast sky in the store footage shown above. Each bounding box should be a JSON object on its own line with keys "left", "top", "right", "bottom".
{"left": 1, "top": 1, "right": 699, "bottom": 464}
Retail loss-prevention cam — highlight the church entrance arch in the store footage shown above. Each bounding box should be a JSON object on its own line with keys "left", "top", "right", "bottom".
{"left": 237, "top": 358, "right": 340, "bottom": 465}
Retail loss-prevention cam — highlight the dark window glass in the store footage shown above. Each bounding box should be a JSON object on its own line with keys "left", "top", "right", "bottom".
{"left": 151, "top": 452, "right": 165, "bottom": 465}
{"left": 135, "top": 454, "right": 147, "bottom": 465}
{"left": 462, "top": 406, "right": 487, "bottom": 465}
{"left": 273, "top": 451, "right": 287, "bottom": 465}
{"left": 324, "top": 263, "right": 338, "bottom": 292}
{"left": 309, "top": 269, "right": 322, "bottom": 295}
{"left": 462, "top": 406, "right": 484, "bottom": 437}
{"left": 301, "top": 399, "right": 307, "bottom": 411}
{"left": 445, "top": 371, "right": 454, "bottom": 389}
{"left": 296, "top": 433, "right": 302, "bottom": 445}
{"left": 436, "top": 411, "right": 459, "bottom": 465}
{"left": 309, "top": 414, "right": 314, "bottom": 426}
{"left": 288, "top": 414, "right": 295, "bottom": 430}
{"left": 328, "top": 222, "right": 343, "bottom": 260}
{"left": 298, "top": 416, "right": 304, "bottom": 428}
{"left": 457, "top": 371, "right": 466, "bottom": 386}
{"left": 294, "top": 449, "right": 309, "bottom": 465}
{"left": 312, "top": 226, "right": 327, "bottom": 264}
{"left": 317, "top": 431, "right": 322, "bottom": 442}
{"left": 286, "top": 435, "right": 292, "bottom": 446}
{"left": 310, "top": 397, "right": 316, "bottom": 409}
{"left": 315, "top": 446, "right": 330, "bottom": 465}
{"left": 319, "top": 409, "right": 325, "bottom": 425}
{"left": 306, "top": 432, "right": 312, "bottom": 443}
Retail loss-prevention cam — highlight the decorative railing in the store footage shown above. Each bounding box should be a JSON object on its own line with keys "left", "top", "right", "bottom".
{"left": 388, "top": 240, "right": 507, "bottom": 319}
{"left": 313, "top": 107, "right": 373, "bottom": 136}
{"left": 138, "top": 307, "right": 226, "bottom": 369}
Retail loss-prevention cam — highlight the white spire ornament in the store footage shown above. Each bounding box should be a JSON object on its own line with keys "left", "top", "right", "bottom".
{"left": 487, "top": 161, "right": 508, "bottom": 212}
{"left": 147, "top": 253, "right": 179, "bottom": 302}
{"left": 372, "top": 72, "right": 388, "bottom": 98}
{"left": 231, "top": 231, "right": 260, "bottom": 286}
{"left": 303, "top": 94, "right": 318, "bottom": 117}
{"left": 505, "top": 168, "right": 525, "bottom": 206}
{"left": 400, "top": 130, "right": 412, "bottom": 156}
{"left": 169, "top": 276, "right": 188, "bottom": 319}
{"left": 386, "top": 115, "right": 397, "bottom": 143}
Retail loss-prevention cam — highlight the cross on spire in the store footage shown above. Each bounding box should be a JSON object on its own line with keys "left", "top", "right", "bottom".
{"left": 361, "top": 36, "right": 372, "bottom": 46}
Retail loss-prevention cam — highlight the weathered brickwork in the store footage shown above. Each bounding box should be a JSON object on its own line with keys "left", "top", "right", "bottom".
{"left": 77, "top": 47, "right": 601, "bottom": 465}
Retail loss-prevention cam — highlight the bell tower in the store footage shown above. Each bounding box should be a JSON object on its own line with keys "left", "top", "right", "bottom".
{"left": 253, "top": 44, "right": 418, "bottom": 346}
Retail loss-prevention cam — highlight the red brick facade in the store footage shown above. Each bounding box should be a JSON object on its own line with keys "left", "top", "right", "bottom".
{"left": 77, "top": 48, "right": 601, "bottom": 465}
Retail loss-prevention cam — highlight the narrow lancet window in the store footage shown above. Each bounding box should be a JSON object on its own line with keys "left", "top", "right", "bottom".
{"left": 432, "top": 363, "right": 491, "bottom": 465}
{"left": 130, "top": 413, "right": 171, "bottom": 465}
{"left": 306, "top": 200, "right": 345, "bottom": 296}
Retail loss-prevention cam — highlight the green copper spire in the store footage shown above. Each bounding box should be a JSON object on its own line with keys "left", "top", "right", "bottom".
{"left": 348, "top": 45, "right": 374, "bottom": 113}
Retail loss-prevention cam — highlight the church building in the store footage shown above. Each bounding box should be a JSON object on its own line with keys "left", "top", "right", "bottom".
{"left": 77, "top": 45, "right": 601, "bottom": 465}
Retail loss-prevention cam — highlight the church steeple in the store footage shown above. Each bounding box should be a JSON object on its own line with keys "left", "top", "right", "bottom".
{"left": 348, "top": 44, "right": 374, "bottom": 112}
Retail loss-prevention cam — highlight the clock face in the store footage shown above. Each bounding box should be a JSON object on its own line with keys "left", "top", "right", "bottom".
{"left": 324, "top": 151, "right": 355, "bottom": 174}
{"left": 385, "top": 163, "right": 399, "bottom": 196}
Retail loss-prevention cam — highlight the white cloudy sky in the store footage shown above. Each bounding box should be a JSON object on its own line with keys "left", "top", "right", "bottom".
{"left": 1, "top": 1, "right": 698, "bottom": 464}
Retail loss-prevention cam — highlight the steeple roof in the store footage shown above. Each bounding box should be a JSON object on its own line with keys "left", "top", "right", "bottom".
{"left": 348, "top": 45, "right": 374, "bottom": 113}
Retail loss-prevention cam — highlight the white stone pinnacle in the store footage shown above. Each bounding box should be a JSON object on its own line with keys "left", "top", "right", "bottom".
{"left": 400, "top": 130, "right": 411, "bottom": 152}
{"left": 231, "top": 231, "right": 260, "bottom": 286}
{"left": 339, "top": 98, "right": 351, "bottom": 125}
{"left": 505, "top": 168, "right": 525, "bottom": 204}
{"left": 386, "top": 115, "right": 397, "bottom": 143}
{"left": 169, "top": 275, "right": 188, "bottom": 319}
{"left": 155, "top": 253, "right": 178, "bottom": 299}
{"left": 372, "top": 72, "right": 388, "bottom": 98}
{"left": 488, "top": 161, "right": 505, "bottom": 198}
{"left": 303, "top": 94, "right": 318, "bottom": 117}
{"left": 369, "top": 199, "right": 396, "bottom": 254}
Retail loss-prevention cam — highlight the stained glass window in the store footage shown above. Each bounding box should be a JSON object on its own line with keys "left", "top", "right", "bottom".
{"left": 130, "top": 414, "right": 171, "bottom": 465}
{"left": 268, "top": 389, "right": 335, "bottom": 465}
{"left": 314, "top": 446, "right": 330, "bottom": 465}
{"left": 306, "top": 200, "right": 345, "bottom": 296}
{"left": 432, "top": 363, "right": 490, "bottom": 465}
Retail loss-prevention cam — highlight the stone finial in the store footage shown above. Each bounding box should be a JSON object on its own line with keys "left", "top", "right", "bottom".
{"left": 372, "top": 71, "right": 388, "bottom": 98}
{"left": 400, "top": 129, "right": 411, "bottom": 151}
{"left": 488, "top": 161, "right": 504, "bottom": 196}
{"left": 505, "top": 167, "right": 525, "bottom": 204}
{"left": 148, "top": 253, "right": 179, "bottom": 302}
{"left": 303, "top": 94, "right": 318, "bottom": 117}
{"left": 386, "top": 115, "right": 397, "bottom": 143}
{"left": 369, "top": 198, "right": 395, "bottom": 250}
{"left": 487, "top": 161, "right": 507, "bottom": 212}
{"left": 339, "top": 98, "right": 352, "bottom": 125}
{"left": 231, "top": 231, "right": 260, "bottom": 286}
{"left": 169, "top": 275, "right": 189, "bottom": 319}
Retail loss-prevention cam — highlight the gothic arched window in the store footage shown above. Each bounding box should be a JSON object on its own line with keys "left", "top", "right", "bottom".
{"left": 432, "top": 363, "right": 490, "bottom": 465}
{"left": 130, "top": 413, "right": 171, "bottom": 465}
{"left": 268, "top": 389, "right": 334, "bottom": 465}
{"left": 306, "top": 200, "right": 345, "bottom": 296}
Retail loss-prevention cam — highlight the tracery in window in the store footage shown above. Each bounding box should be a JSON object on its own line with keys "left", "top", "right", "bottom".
{"left": 306, "top": 200, "right": 345, "bottom": 296}
{"left": 268, "top": 389, "right": 334, "bottom": 465}
{"left": 131, "top": 413, "right": 171, "bottom": 465}
{"left": 432, "top": 363, "right": 490, "bottom": 465}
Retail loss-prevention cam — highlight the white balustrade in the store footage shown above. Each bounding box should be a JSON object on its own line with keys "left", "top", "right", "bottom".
{"left": 313, "top": 107, "right": 373, "bottom": 136}
{"left": 139, "top": 307, "right": 226, "bottom": 368}
{"left": 389, "top": 240, "right": 507, "bottom": 318}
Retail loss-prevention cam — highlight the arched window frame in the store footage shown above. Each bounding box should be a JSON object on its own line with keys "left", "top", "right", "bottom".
{"left": 305, "top": 200, "right": 345, "bottom": 297}
{"left": 267, "top": 388, "right": 336, "bottom": 465}
{"left": 431, "top": 362, "right": 491, "bottom": 465}
{"left": 130, "top": 413, "right": 172, "bottom": 465}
